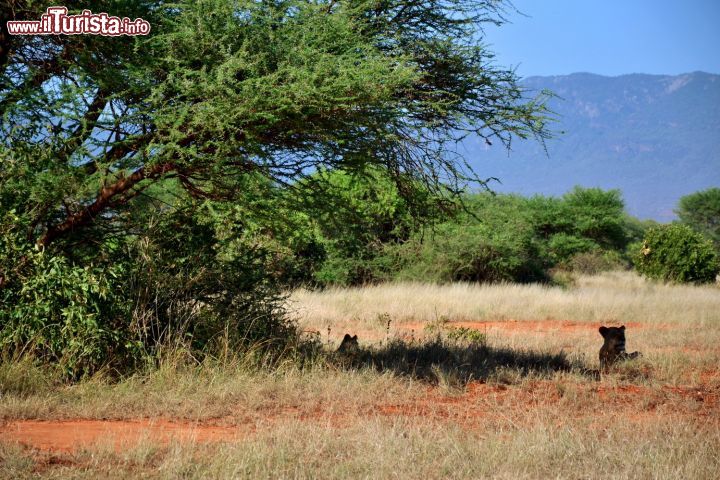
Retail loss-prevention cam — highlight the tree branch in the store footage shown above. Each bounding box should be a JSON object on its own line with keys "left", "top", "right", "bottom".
{"left": 56, "top": 88, "right": 109, "bottom": 165}
{"left": 38, "top": 162, "right": 174, "bottom": 247}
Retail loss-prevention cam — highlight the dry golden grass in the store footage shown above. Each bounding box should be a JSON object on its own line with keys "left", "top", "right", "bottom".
{"left": 291, "top": 271, "right": 720, "bottom": 379}
{"left": 2, "top": 271, "right": 719, "bottom": 478}
{"left": 290, "top": 271, "right": 720, "bottom": 330}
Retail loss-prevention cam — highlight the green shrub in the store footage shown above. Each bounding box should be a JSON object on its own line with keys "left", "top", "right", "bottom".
{"left": 561, "top": 187, "right": 627, "bottom": 250}
{"left": 445, "top": 327, "right": 488, "bottom": 346}
{"left": 0, "top": 212, "right": 130, "bottom": 377}
{"left": 369, "top": 188, "right": 635, "bottom": 284}
{"left": 545, "top": 233, "right": 598, "bottom": 263}
{"left": 0, "top": 204, "right": 298, "bottom": 377}
{"left": 385, "top": 215, "right": 546, "bottom": 284}
{"left": 288, "top": 182, "right": 637, "bottom": 286}
{"left": 124, "top": 201, "right": 298, "bottom": 358}
{"left": 676, "top": 187, "right": 720, "bottom": 250}
{"left": 635, "top": 224, "right": 719, "bottom": 283}
{"left": 298, "top": 166, "right": 445, "bottom": 286}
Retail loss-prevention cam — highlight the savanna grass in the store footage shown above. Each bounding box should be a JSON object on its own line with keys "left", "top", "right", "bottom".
{"left": 2, "top": 272, "right": 719, "bottom": 478}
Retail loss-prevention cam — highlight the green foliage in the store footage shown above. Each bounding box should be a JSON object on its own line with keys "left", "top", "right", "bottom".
{"left": 126, "top": 202, "right": 297, "bottom": 356}
{"left": 298, "top": 166, "right": 443, "bottom": 285}
{"left": 0, "top": 211, "right": 130, "bottom": 377}
{"left": 387, "top": 218, "right": 544, "bottom": 283}
{"left": 561, "top": 187, "right": 627, "bottom": 250}
{"left": 0, "top": 199, "right": 299, "bottom": 377}
{"left": 545, "top": 234, "right": 598, "bottom": 263}
{"left": 566, "top": 250, "right": 627, "bottom": 275}
{"left": 365, "top": 187, "right": 631, "bottom": 284}
{"left": 445, "top": 327, "right": 488, "bottom": 346}
{"left": 183, "top": 175, "right": 327, "bottom": 287}
{"left": 622, "top": 216, "right": 658, "bottom": 263}
{"left": 635, "top": 224, "right": 719, "bottom": 284}
{"left": 622, "top": 215, "right": 658, "bottom": 245}
{"left": 676, "top": 187, "right": 720, "bottom": 250}
{"left": 2, "top": 0, "right": 551, "bottom": 250}
{"left": 529, "top": 187, "right": 627, "bottom": 260}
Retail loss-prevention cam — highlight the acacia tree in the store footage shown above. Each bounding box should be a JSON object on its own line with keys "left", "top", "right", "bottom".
{"left": 1, "top": 0, "right": 551, "bottom": 249}
{"left": 1, "top": 1, "right": 553, "bottom": 371}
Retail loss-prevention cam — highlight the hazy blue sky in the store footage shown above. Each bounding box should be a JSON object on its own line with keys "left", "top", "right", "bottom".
{"left": 484, "top": 0, "right": 720, "bottom": 77}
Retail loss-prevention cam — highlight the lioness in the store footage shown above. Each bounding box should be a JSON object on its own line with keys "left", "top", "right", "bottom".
{"left": 599, "top": 325, "right": 642, "bottom": 371}
{"left": 337, "top": 334, "right": 359, "bottom": 354}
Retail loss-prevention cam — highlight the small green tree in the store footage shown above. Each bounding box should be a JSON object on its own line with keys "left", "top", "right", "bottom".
{"left": 526, "top": 187, "right": 629, "bottom": 266}
{"left": 635, "top": 224, "right": 719, "bottom": 284}
{"left": 561, "top": 187, "right": 627, "bottom": 251}
{"left": 676, "top": 188, "right": 720, "bottom": 250}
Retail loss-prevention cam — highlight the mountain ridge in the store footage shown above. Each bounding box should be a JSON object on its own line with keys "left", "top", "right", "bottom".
{"left": 464, "top": 71, "right": 720, "bottom": 220}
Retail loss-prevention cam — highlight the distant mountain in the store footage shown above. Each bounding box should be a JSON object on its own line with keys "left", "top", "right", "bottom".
{"left": 463, "top": 72, "right": 720, "bottom": 220}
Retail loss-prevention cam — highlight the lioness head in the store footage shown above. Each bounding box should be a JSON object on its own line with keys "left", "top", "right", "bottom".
{"left": 337, "top": 334, "right": 359, "bottom": 354}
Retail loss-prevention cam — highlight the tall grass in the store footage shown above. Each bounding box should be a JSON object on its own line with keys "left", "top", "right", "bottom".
{"left": 290, "top": 272, "right": 720, "bottom": 375}
{"left": 290, "top": 271, "right": 720, "bottom": 327}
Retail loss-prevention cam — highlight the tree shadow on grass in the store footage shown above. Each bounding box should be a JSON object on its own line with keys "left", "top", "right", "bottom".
{"left": 334, "top": 338, "right": 598, "bottom": 384}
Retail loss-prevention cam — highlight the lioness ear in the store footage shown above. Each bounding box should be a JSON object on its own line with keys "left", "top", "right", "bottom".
{"left": 352, "top": 335, "right": 358, "bottom": 341}
{"left": 599, "top": 326, "right": 608, "bottom": 337}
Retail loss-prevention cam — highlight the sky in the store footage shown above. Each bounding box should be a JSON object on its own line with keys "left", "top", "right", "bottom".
{"left": 484, "top": 0, "right": 720, "bottom": 78}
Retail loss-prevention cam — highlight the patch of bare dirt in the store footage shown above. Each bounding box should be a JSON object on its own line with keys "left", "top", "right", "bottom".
{"left": 370, "top": 380, "right": 718, "bottom": 434}
{"left": 1, "top": 419, "right": 244, "bottom": 453}
{"left": 325, "top": 318, "right": 668, "bottom": 343}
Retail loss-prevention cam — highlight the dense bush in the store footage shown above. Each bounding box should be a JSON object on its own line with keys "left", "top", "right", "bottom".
{"left": 635, "top": 224, "right": 719, "bottom": 283}
{"left": 388, "top": 224, "right": 545, "bottom": 283}
{"left": 0, "top": 198, "right": 299, "bottom": 377}
{"left": 566, "top": 250, "right": 627, "bottom": 275}
{"left": 380, "top": 194, "right": 546, "bottom": 283}
{"left": 561, "top": 187, "right": 627, "bottom": 250}
{"left": 126, "top": 201, "right": 297, "bottom": 354}
{"left": 335, "top": 187, "right": 633, "bottom": 285}
{"left": 528, "top": 187, "right": 628, "bottom": 262}
{"left": 296, "top": 167, "right": 444, "bottom": 286}
{"left": 0, "top": 211, "right": 131, "bottom": 376}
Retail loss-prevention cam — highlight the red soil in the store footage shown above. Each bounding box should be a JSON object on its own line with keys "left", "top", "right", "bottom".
{"left": 4, "top": 377, "right": 718, "bottom": 454}
{"left": 1, "top": 419, "right": 243, "bottom": 454}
